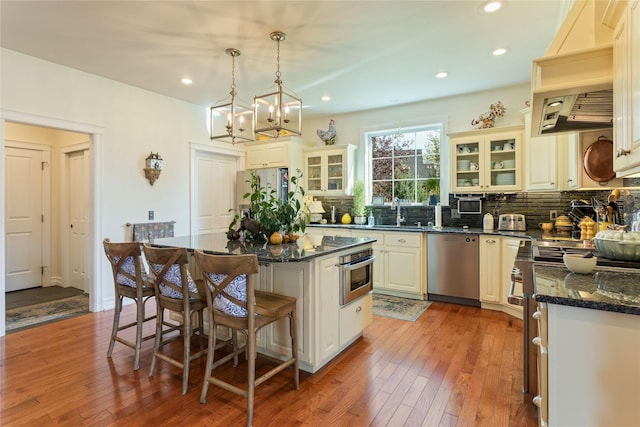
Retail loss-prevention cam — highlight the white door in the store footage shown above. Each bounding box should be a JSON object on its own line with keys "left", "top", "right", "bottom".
{"left": 67, "top": 149, "right": 89, "bottom": 291}
{"left": 5, "top": 147, "right": 44, "bottom": 291}
{"left": 193, "top": 151, "right": 238, "bottom": 234}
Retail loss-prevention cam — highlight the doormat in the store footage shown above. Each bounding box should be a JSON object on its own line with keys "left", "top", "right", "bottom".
{"left": 5, "top": 294, "right": 90, "bottom": 332}
{"left": 372, "top": 294, "right": 431, "bottom": 322}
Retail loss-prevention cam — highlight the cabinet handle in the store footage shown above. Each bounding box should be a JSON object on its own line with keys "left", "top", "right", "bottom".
{"left": 532, "top": 336, "right": 542, "bottom": 347}
{"left": 567, "top": 179, "right": 573, "bottom": 183}
{"left": 532, "top": 310, "right": 541, "bottom": 320}
{"left": 356, "top": 306, "right": 362, "bottom": 313}
{"left": 550, "top": 182, "right": 555, "bottom": 185}
{"left": 532, "top": 396, "right": 542, "bottom": 408}
{"left": 616, "top": 148, "right": 631, "bottom": 157}
{"left": 486, "top": 239, "right": 496, "bottom": 244}
{"left": 397, "top": 239, "right": 406, "bottom": 243}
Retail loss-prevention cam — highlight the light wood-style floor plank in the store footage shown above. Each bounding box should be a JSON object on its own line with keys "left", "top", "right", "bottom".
{"left": 1, "top": 300, "right": 538, "bottom": 426}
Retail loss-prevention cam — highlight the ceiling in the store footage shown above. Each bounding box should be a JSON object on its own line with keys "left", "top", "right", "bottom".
{"left": 0, "top": 1, "right": 566, "bottom": 119}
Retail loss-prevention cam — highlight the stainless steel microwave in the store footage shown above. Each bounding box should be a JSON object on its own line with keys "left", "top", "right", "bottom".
{"left": 457, "top": 197, "right": 482, "bottom": 215}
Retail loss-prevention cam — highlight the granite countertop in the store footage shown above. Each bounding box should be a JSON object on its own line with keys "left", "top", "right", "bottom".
{"left": 307, "top": 223, "right": 532, "bottom": 239}
{"left": 534, "top": 263, "right": 640, "bottom": 315}
{"left": 151, "top": 233, "right": 375, "bottom": 263}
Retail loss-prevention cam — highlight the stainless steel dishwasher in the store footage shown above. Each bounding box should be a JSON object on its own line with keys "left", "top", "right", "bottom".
{"left": 427, "top": 233, "right": 480, "bottom": 307}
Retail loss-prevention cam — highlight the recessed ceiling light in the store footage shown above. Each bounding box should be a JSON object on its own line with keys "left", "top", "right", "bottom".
{"left": 181, "top": 77, "right": 193, "bottom": 85}
{"left": 321, "top": 95, "right": 331, "bottom": 102}
{"left": 435, "top": 71, "right": 448, "bottom": 79}
{"left": 483, "top": 1, "right": 502, "bottom": 13}
{"left": 492, "top": 47, "right": 508, "bottom": 56}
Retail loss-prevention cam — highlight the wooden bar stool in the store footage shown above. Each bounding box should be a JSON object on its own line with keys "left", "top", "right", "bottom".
{"left": 194, "top": 250, "right": 299, "bottom": 427}
{"left": 102, "top": 238, "right": 156, "bottom": 371}
{"left": 143, "top": 244, "right": 207, "bottom": 394}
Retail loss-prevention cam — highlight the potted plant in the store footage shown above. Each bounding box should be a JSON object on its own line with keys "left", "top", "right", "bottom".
{"left": 278, "top": 169, "right": 306, "bottom": 242}
{"left": 245, "top": 171, "right": 281, "bottom": 242}
{"left": 352, "top": 180, "right": 367, "bottom": 224}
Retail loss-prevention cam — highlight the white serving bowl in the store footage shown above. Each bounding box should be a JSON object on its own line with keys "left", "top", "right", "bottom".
{"left": 563, "top": 254, "right": 597, "bottom": 274}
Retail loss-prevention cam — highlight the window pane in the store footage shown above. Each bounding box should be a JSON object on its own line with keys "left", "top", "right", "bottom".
{"left": 367, "top": 124, "right": 442, "bottom": 204}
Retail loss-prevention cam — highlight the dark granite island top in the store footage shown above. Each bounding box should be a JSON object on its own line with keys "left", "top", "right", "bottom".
{"left": 152, "top": 233, "right": 376, "bottom": 263}
{"left": 534, "top": 263, "right": 640, "bottom": 315}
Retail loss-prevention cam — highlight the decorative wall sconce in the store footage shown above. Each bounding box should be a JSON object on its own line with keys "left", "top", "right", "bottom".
{"left": 144, "top": 152, "right": 163, "bottom": 186}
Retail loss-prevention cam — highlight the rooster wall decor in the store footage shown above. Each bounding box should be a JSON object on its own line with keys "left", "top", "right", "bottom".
{"left": 471, "top": 101, "right": 506, "bottom": 129}
{"left": 317, "top": 119, "right": 337, "bottom": 145}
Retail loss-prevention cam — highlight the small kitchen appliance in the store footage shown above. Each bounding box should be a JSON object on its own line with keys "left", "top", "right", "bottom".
{"left": 498, "top": 214, "right": 526, "bottom": 231}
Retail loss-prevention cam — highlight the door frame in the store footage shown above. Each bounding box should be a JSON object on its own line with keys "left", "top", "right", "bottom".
{"left": 1, "top": 109, "right": 104, "bottom": 337}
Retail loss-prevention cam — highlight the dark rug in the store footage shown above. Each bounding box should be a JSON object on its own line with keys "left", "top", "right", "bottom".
{"left": 6, "top": 294, "right": 90, "bottom": 332}
{"left": 372, "top": 294, "right": 431, "bottom": 322}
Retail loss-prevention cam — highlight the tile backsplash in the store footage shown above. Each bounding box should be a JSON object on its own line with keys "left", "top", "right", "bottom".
{"left": 313, "top": 184, "right": 640, "bottom": 231}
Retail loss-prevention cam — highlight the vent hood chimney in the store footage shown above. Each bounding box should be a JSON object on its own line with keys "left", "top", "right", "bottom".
{"left": 530, "top": 0, "right": 615, "bottom": 136}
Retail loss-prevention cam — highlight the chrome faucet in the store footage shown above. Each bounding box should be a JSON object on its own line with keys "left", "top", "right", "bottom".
{"left": 392, "top": 197, "right": 405, "bottom": 226}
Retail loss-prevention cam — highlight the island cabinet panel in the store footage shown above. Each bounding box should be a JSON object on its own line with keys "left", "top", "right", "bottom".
{"left": 546, "top": 303, "right": 640, "bottom": 426}
{"left": 316, "top": 256, "right": 340, "bottom": 361}
{"left": 257, "top": 262, "right": 310, "bottom": 365}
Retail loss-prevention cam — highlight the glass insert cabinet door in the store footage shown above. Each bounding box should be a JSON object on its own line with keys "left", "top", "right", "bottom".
{"left": 326, "top": 153, "right": 345, "bottom": 191}
{"left": 306, "top": 154, "right": 322, "bottom": 192}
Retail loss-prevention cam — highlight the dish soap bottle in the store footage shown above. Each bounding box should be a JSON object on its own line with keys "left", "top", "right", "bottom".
{"left": 483, "top": 212, "right": 494, "bottom": 231}
{"left": 367, "top": 211, "right": 375, "bottom": 226}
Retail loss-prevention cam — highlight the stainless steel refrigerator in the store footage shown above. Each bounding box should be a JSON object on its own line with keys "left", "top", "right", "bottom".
{"left": 236, "top": 167, "right": 289, "bottom": 213}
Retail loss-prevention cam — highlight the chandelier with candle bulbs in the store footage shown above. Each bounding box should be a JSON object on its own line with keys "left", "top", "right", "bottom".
{"left": 210, "top": 48, "right": 254, "bottom": 144}
{"left": 253, "top": 31, "right": 302, "bottom": 139}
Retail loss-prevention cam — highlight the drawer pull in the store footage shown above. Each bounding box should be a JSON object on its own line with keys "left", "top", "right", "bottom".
{"left": 356, "top": 306, "right": 362, "bottom": 313}
{"left": 397, "top": 239, "right": 406, "bottom": 243}
{"left": 532, "top": 396, "right": 542, "bottom": 408}
{"left": 532, "top": 336, "right": 542, "bottom": 347}
{"left": 532, "top": 310, "right": 541, "bottom": 320}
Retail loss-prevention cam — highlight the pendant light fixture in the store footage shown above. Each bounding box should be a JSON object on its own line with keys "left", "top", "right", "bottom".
{"left": 254, "top": 31, "right": 302, "bottom": 139}
{"left": 210, "top": 48, "right": 254, "bottom": 144}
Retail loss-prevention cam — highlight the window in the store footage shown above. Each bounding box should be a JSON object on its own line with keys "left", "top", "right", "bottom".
{"left": 367, "top": 123, "right": 442, "bottom": 204}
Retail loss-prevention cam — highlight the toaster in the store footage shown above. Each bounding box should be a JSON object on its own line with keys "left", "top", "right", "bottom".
{"left": 498, "top": 214, "right": 526, "bottom": 231}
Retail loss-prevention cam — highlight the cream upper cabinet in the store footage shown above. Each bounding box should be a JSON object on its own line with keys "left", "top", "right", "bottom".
{"left": 522, "top": 108, "right": 580, "bottom": 192}
{"left": 304, "top": 144, "right": 356, "bottom": 196}
{"left": 244, "top": 136, "right": 307, "bottom": 171}
{"left": 611, "top": 0, "right": 640, "bottom": 175}
{"left": 450, "top": 126, "right": 523, "bottom": 193}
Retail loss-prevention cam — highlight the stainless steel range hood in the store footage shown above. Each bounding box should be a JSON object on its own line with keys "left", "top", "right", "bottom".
{"left": 530, "top": 0, "right": 615, "bottom": 136}
{"left": 531, "top": 45, "right": 613, "bottom": 136}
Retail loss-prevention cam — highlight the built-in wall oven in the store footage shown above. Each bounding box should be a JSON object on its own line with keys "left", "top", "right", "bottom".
{"left": 339, "top": 248, "right": 375, "bottom": 305}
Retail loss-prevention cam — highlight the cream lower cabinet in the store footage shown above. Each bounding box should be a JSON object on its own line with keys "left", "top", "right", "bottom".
{"left": 479, "top": 235, "right": 523, "bottom": 318}
{"left": 351, "top": 230, "right": 425, "bottom": 300}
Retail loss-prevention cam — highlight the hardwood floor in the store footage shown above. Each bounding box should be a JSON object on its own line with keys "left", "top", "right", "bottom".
{"left": 1, "top": 300, "right": 538, "bottom": 426}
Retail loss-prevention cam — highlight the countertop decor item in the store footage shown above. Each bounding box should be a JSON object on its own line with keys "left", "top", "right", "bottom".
{"left": 144, "top": 152, "right": 162, "bottom": 185}
{"left": 210, "top": 48, "right": 254, "bottom": 144}
{"left": 563, "top": 253, "right": 597, "bottom": 274}
{"left": 253, "top": 31, "right": 302, "bottom": 139}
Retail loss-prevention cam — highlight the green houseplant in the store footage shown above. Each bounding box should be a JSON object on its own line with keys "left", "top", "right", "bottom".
{"left": 278, "top": 169, "right": 306, "bottom": 241}
{"left": 424, "top": 178, "right": 440, "bottom": 205}
{"left": 352, "top": 180, "right": 367, "bottom": 224}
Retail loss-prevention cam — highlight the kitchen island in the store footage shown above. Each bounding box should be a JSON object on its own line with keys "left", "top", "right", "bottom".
{"left": 153, "top": 233, "right": 376, "bottom": 373}
{"left": 533, "top": 263, "right": 640, "bottom": 426}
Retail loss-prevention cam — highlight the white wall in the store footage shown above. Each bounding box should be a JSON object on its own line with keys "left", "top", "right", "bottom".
{"left": 0, "top": 48, "right": 235, "bottom": 334}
